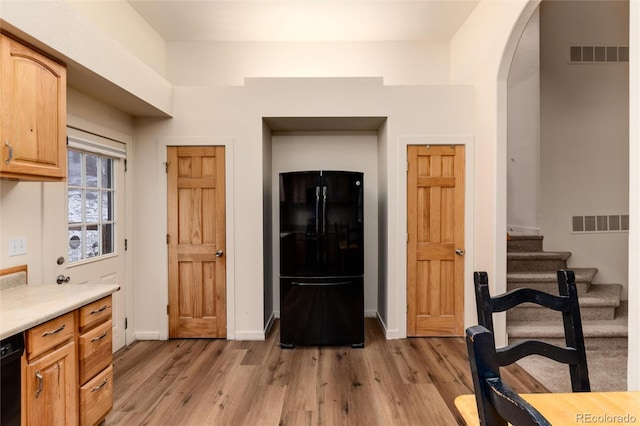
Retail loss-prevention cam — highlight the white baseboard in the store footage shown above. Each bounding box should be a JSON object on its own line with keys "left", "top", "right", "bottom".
{"left": 375, "top": 312, "right": 403, "bottom": 339}
{"left": 234, "top": 331, "right": 267, "bottom": 341}
{"left": 264, "top": 312, "right": 275, "bottom": 336}
{"left": 134, "top": 331, "right": 161, "bottom": 340}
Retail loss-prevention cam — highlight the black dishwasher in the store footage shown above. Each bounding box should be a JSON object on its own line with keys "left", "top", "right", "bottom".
{"left": 1, "top": 333, "right": 24, "bottom": 426}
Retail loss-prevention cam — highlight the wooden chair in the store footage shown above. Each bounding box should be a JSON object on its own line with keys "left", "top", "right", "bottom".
{"left": 474, "top": 270, "right": 590, "bottom": 392}
{"left": 466, "top": 325, "right": 551, "bottom": 426}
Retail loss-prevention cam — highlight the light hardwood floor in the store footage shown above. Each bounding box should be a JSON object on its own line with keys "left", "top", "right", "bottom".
{"left": 106, "top": 319, "right": 547, "bottom": 426}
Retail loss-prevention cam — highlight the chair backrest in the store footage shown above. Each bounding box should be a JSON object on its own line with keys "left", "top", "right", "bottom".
{"left": 474, "top": 270, "right": 590, "bottom": 392}
{"left": 466, "top": 325, "right": 551, "bottom": 426}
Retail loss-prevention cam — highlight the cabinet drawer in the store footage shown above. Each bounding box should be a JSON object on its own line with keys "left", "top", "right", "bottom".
{"left": 79, "top": 319, "right": 112, "bottom": 384}
{"left": 80, "top": 364, "right": 113, "bottom": 426}
{"left": 26, "top": 312, "right": 75, "bottom": 360}
{"left": 79, "top": 296, "right": 112, "bottom": 332}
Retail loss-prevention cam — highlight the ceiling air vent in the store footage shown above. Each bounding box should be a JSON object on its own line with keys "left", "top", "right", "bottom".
{"left": 572, "top": 215, "right": 629, "bottom": 233}
{"left": 570, "top": 46, "right": 629, "bottom": 63}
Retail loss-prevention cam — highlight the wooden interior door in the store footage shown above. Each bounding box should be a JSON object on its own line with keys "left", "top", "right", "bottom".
{"left": 407, "top": 145, "right": 465, "bottom": 336}
{"left": 167, "top": 146, "right": 226, "bottom": 338}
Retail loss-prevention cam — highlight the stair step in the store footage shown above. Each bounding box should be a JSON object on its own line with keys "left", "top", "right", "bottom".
{"left": 508, "top": 302, "right": 628, "bottom": 350}
{"left": 507, "top": 251, "right": 571, "bottom": 273}
{"left": 510, "top": 336, "right": 628, "bottom": 351}
{"left": 506, "top": 284, "right": 622, "bottom": 321}
{"left": 507, "top": 235, "right": 544, "bottom": 253}
{"left": 507, "top": 267, "right": 598, "bottom": 295}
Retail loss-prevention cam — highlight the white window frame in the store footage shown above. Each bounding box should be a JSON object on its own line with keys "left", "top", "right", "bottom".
{"left": 67, "top": 134, "right": 125, "bottom": 264}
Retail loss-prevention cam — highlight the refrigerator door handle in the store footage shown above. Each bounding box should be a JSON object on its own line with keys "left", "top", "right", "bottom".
{"left": 322, "top": 186, "right": 327, "bottom": 234}
{"left": 291, "top": 281, "right": 352, "bottom": 287}
{"left": 315, "top": 186, "right": 320, "bottom": 236}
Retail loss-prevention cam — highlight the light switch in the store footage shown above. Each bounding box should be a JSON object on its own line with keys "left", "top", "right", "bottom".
{"left": 8, "top": 237, "right": 26, "bottom": 256}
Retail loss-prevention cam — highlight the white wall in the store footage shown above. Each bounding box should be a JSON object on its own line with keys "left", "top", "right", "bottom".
{"left": 133, "top": 78, "right": 473, "bottom": 340}
{"left": 0, "top": 180, "right": 47, "bottom": 284}
{"left": 271, "top": 132, "right": 379, "bottom": 316}
{"left": 4, "top": 0, "right": 637, "bottom": 389}
{"left": 0, "top": 89, "right": 134, "bottom": 282}
{"left": 1, "top": 0, "right": 172, "bottom": 117}
{"left": 262, "top": 122, "right": 274, "bottom": 329}
{"left": 376, "top": 122, "right": 389, "bottom": 324}
{"left": 540, "top": 0, "right": 629, "bottom": 297}
{"left": 627, "top": 0, "right": 639, "bottom": 391}
{"left": 166, "top": 41, "right": 450, "bottom": 86}
{"left": 450, "top": 0, "right": 538, "bottom": 345}
{"left": 65, "top": 0, "right": 166, "bottom": 76}
{"left": 507, "top": 8, "right": 541, "bottom": 235}
{"left": 0, "top": 88, "right": 136, "bottom": 343}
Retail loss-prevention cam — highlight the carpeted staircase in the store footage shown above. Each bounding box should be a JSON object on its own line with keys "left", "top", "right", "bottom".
{"left": 506, "top": 235, "right": 628, "bottom": 392}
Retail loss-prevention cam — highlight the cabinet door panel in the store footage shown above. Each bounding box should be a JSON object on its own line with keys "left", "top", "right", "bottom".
{"left": 0, "top": 34, "right": 66, "bottom": 180}
{"left": 25, "top": 341, "right": 77, "bottom": 426}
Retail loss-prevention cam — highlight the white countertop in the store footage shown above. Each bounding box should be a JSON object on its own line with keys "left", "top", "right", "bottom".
{"left": 0, "top": 284, "right": 120, "bottom": 340}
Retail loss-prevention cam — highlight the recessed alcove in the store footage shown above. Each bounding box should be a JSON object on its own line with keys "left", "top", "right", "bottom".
{"left": 262, "top": 116, "right": 388, "bottom": 331}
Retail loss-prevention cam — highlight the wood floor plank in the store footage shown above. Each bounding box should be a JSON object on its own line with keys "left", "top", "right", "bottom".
{"left": 140, "top": 340, "right": 231, "bottom": 425}
{"left": 107, "top": 319, "right": 548, "bottom": 426}
{"left": 280, "top": 347, "right": 321, "bottom": 415}
{"left": 179, "top": 346, "right": 250, "bottom": 425}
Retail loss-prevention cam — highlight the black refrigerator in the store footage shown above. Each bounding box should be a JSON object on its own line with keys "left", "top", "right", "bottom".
{"left": 279, "top": 170, "right": 364, "bottom": 348}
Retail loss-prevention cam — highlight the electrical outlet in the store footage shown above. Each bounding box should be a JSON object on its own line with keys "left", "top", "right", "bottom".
{"left": 8, "top": 237, "right": 26, "bottom": 256}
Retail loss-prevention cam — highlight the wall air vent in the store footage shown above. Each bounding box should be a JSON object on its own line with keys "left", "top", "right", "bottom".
{"left": 572, "top": 215, "right": 629, "bottom": 233}
{"left": 570, "top": 46, "right": 629, "bottom": 63}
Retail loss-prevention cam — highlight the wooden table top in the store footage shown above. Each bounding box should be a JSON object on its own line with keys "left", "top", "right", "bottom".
{"left": 455, "top": 391, "right": 640, "bottom": 425}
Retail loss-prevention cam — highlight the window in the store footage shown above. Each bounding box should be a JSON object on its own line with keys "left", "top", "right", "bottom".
{"left": 67, "top": 149, "right": 116, "bottom": 262}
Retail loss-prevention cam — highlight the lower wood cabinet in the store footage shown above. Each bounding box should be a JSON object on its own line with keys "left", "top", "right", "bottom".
{"left": 80, "top": 365, "right": 113, "bottom": 426}
{"left": 22, "top": 296, "right": 114, "bottom": 426}
{"left": 78, "top": 296, "right": 113, "bottom": 426}
{"left": 79, "top": 319, "right": 112, "bottom": 384}
{"left": 24, "top": 341, "right": 78, "bottom": 426}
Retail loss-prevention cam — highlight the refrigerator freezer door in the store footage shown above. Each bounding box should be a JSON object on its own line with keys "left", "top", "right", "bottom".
{"left": 280, "top": 276, "right": 364, "bottom": 348}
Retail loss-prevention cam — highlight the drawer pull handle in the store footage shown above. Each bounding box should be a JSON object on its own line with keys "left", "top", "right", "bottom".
{"left": 91, "top": 378, "right": 108, "bottom": 392}
{"left": 35, "top": 370, "right": 43, "bottom": 398}
{"left": 42, "top": 324, "right": 65, "bottom": 337}
{"left": 90, "top": 305, "right": 108, "bottom": 315}
{"left": 5, "top": 140, "right": 13, "bottom": 165}
{"left": 91, "top": 331, "right": 108, "bottom": 342}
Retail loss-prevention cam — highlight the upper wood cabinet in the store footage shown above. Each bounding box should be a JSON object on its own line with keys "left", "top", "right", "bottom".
{"left": 0, "top": 33, "right": 67, "bottom": 181}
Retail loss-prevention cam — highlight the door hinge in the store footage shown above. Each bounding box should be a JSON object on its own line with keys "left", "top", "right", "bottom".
{"left": 125, "top": 318, "right": 128, "bottom": 329}
{"left": 164, "top": 162, "right": 168, "bottom": 173}
{"left": 124, "top": 159, "right": 128, "bottom": 172}
{"left": 166, "top": 234, "right": 170, "bottom": 244}
{"left": 406, "top": 161, "right": 409, "bottom": 172}
{"left": 124, "top": 239, "right": 128, "bottom": 251}
{"left": 167, "top": 305, "right": 170, "bottom": 315}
